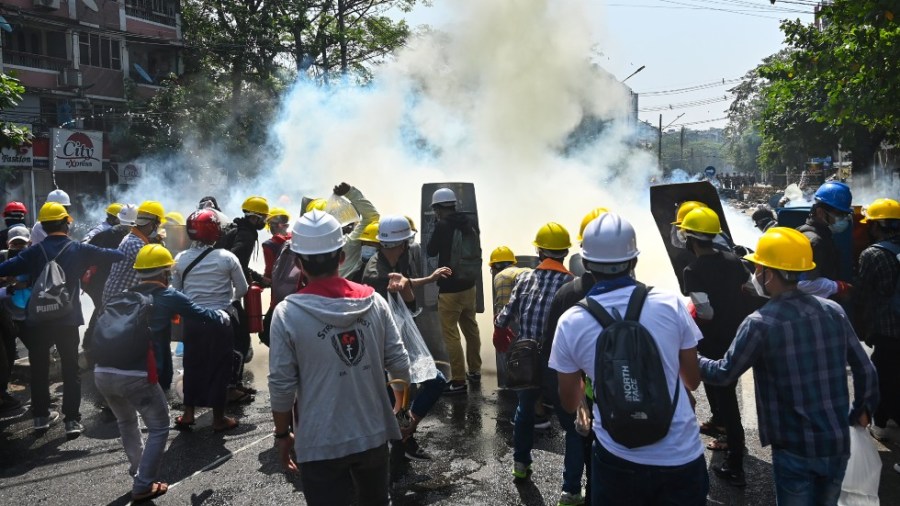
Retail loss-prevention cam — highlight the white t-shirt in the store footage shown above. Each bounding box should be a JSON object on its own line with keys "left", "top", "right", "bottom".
{"left": 549, "top": 285, "right": 704, "bottom": 466}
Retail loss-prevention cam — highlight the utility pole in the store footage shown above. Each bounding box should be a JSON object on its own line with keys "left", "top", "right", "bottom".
{"left": 658, "top": 114, "right": 663, "bottom": 170}
{"left": 680, "top": 126, "right": 685, "bottom": 169}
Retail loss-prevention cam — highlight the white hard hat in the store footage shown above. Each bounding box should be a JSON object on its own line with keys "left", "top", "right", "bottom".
{"left": 117, "top": 204, "right": 138, "bottom": 226}
{"left": 377, "top": 215, "right": 414, "bottom": 245}
{"left": 431, "top": 188, "right": 457, "bottom": 207}
{"left": 7, "top": 225, "right": 30, "bottom": 244}
{"left": 580, "top": 213, "right": 640, "bottom": 264}
{"left": 291, "top": 209, "right": 346, "bottom": 255}
{"left": 47, "top": 189, "right": 71, "bottom": 206}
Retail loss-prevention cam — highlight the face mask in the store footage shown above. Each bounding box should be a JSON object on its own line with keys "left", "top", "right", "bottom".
{"left": 828, "top": 216, "right": 850, "bottom": 234}
{"left": 148, "top": 227, "right": 159, "bottom": 239}
{"left": 408, "top": 237, "right": 416, "bottom": 246}
{"left": 670, "top": 227, "right": 687, "bottom": 249}
{"left": 751, "top": 270, "right": 770, "bottom": 298}
{"left": 361, "top": 245, "right": 377, "bottom": 260}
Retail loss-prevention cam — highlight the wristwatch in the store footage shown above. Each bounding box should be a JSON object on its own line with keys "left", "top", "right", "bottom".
{"left": 274, "top": 430, "right": 292, "bottom": 439}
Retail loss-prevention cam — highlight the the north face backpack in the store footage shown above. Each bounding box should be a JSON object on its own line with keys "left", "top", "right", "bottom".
{"left": 27, "top": 241, "right": 75, "bottom": 322}
{"left": 505, "top": 338, "right": 542, "bottom": 390}
{"left": 449, "top": 215, "right": 482, "bottom": 285}
{"left": 577, "top": 284, "right": 680, "bottom": 449}
{"left": 92, "top": 290, "right": 154, "bottom": 369}
{"left": 872, "top": 240, "right": 900, "bottom": 314}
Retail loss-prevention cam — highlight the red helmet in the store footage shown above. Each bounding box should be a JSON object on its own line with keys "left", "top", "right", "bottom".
{"left": 186, "top": 209, "right": 222, "bottom": 243}
{"left": 3, "top": 201, "right": 27, "bottom": 217}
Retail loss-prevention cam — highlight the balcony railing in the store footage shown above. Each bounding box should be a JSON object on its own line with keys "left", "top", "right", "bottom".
{"left": 125, "top": 5, "right": 177, "bottom": 26}
{"left": 3, "top": 50, "right": 68, "bottom": 72}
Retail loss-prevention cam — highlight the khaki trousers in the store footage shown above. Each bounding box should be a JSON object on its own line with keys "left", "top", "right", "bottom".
{"left": 438, "top": 286, "right": 482, "bottom": 382}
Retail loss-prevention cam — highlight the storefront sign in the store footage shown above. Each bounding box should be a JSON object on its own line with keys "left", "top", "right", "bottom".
{"left": 51, "top": 128, "right": 103, "bottom": 172}
{"left": 0, "top": 145, "right": 33, "bottom": 167}
{"left": 120, "top": 163, "right": 142, "bottom": 185}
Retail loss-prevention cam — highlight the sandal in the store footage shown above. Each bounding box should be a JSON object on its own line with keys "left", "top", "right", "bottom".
{"left": 707, "top": 436, "right": 729, "bottom": 451}
{"left": 235, "top": 385, "right": 257, "bottom": 395}
{"left": 227, "top": 389, "right": 252, "bottom": 404}
{"left": 173, "top": 415, "right": 195, "bottom": 431}
{"left": 132, "top": 481, "right": 168, "bottom": 502}
{"left": 699, "top": 420, "right": 726, "bottom": 437}
{"left": 213, "top": 417, "right": 239, "bottom": 433}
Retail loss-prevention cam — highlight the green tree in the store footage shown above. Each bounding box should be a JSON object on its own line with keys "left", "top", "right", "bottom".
{"left": 0, "top": 73, "right": 30, "bottom": 149}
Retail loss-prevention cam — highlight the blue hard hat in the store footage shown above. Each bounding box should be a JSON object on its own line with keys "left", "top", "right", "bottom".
{"left": 814, "top": 181, "right": 852, "bottom": 213}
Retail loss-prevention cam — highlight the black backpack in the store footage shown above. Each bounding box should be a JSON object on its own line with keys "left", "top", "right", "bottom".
{"left": 448, "top": 216, "right": 482, "bottom": 285}
{"left": 577, "top": 284, "right": 680, "bottom": 449}
{"left": 28, "top": 241, "right": 75, "bottom": 322}
{"left": 505, "top": 338, "right": 541, "bottom": 390}
{"left": 92, "top": 290, "right": 155, "bottom": 369}
{"left": 872, "top": 240, "right": 900, "bottom": 315}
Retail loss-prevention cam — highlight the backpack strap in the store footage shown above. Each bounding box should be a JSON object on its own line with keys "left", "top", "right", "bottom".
{"left": 182, "top": 247, "right": 214, "bottom": 284}
{"left": 623, "top": 283, "right": 649, "bottom": 322}
{"left": 873, "top": 240, "right": 900, "bottom": 257}
{"left": 576, "top": 296, "right": 618, "bottom": 328}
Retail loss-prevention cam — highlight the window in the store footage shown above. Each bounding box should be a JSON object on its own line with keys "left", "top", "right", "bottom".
{"left": 125, "top": 0, "right": 177, "bottom": 26}
{"left": 79, "top": 33, "right": 122, "bottom": 70}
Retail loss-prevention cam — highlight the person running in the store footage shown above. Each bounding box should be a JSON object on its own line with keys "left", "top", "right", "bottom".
{"left": 171, "top": 209, "right": 248, "bottom": 432}
{"left": 0, "top": 202, "right": 124, "bottom": 436}
{"left": 269, "top": 210, "right": 410, "bottom": 506}
{"left": 93, "top": 244, "right": 228, "bottom": 503}
{"left": 495, "top": 222, "right": 575, "bottom": 483}
{"left": 700, "top": 227, "right": 878, "bottom": 505}
{"left": 551, "top": 213, "right": 708, "bottom": 506}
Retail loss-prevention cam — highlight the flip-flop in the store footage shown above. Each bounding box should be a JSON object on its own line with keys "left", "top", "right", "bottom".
{"left": 699, "top": 421, "right": 726, "bottom": 437}
{"left": 173, "top": 415, "right": 195, "bottom": 431}
{"left": 132, "top": 481, "right": 168, "bottom": 502}
{"left": 213, "top": 418, "right": 239, "bottom": 433}
{"left": 227, "top": 389, "right": 252, "bottom": 404}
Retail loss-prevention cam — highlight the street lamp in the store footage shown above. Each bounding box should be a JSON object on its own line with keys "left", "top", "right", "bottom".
{"left": 621, "top": 65, "right": 646, "bottom": 84}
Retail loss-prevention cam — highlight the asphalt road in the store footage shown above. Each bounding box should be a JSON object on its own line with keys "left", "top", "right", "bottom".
{"left": 2, "top": 335, "right": 900, "bottom": 505}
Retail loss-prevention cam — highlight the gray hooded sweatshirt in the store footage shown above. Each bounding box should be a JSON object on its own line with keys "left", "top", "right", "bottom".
{"left": 268, "top": 281, "right": 410, "bottom": 463}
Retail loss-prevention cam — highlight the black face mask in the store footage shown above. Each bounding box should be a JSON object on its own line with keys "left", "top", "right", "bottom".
{"left": 255, "top": 219, "right": 266, "bottom": 231}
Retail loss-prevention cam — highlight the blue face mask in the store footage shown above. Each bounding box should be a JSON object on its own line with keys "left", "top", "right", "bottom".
{"left": 361, "top": 245, "right": 377, "bottom": 261}
{"left": 829, "top": 216, "right": 850, "bottom": 234}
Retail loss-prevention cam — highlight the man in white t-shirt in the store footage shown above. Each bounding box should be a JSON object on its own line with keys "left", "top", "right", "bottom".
{"left": 549, "top": 213, "right": 708, "bottom": 505}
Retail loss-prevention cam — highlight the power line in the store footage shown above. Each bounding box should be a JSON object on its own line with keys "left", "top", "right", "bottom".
{"left": 638, "top": 95, "right": 731, "bottom": 112}
{"left": 637, "top": 77, "right": 743, "bottom": 96}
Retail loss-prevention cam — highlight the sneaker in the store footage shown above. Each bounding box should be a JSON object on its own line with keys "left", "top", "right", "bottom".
{"left": 444, "top": 381, "right": 468, "bottom": 396}
{"left": 466, "top": 372, "right": 481, "bottom": 383}
{"left": 534, "top": 416, "right": 552, "bottom": 431}
{"left": 558, "top": 491, "right": 586, "bottom": 506}
{"left": 403, "top": 437, "right": 432, "bottom": 461}
{"left": 713, "top": 462, "right": 747, "bottom": 488}
{"left": 33, "top": 411, "right": 60, "bottom": 430}
{"left": 65, "top": 420, "right": 84, "bottom": 439}
{"left": 512, "top": 461, "right": 532, "bottom": 482}
{"left": 870, "top": 425, "right": 889, "bottom": 441}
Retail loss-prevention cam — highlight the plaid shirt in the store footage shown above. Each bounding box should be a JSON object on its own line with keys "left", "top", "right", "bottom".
{"left": 496, "top": 259, "right": 573, "bottom": 342}
{"left": 102, "top": 231, "right": 149, "bottom": 304}
{"left": 492, "top": 266, "right": 531, "bottom": 317}
{"left": 856, "top": 237, "right": 900, "bottom": 342}
{"left": 700, "top": 290, "right": 878, "bottom": 458}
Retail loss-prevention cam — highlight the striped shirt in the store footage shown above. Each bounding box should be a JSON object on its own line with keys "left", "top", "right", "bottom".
{"left": 496, "top": 259, "right": 573, "bottom": 342}
{"left": 700, "top": 290, "right": 878, "bottom": 458}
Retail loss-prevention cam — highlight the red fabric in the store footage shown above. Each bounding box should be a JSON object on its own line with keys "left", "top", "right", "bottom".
{"left": 299, "top": 276, "right": 374, "bottom": 299}
{"left": 262, "top": 234, "right": 290, "bottom": 278}
{"left": 537, "top": 257, "right": 572, "bottom": 275}
{"left": 146, "top": 342, "right": 158, "bottom": 384}
{"left": 493, "top": 327, "right": 514, "bottom": 353}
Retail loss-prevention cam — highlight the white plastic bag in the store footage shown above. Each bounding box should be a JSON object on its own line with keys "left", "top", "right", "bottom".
{"left": 838, "top": 426, "right": 881, "bottom": 506}
{"left": 389, "top": 292, "right": 438, "bottom": 384}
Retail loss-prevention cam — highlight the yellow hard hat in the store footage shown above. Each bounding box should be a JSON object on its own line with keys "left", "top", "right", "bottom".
{"left": 360, "top": 221, "right": 380, "bottom": 243}
{"left": 577, "top": 207, "right": 610, "bottom": 242}
{"left": 489, "top": 246, "right": 517, "bottom": 266}
{"left": 137, "top": 201, "right": 167, "bottom": 224}
{"left": 267, "top": 207, "right": 290, "bottom": 221}
{"left": 164, "top": 211, "right": 186, "bottom": 226}
{"left": 744, "top": 227, "right": 816, "bottom": 272}
{"left": 534, "top": 222, "right": 572, "bottom": 251}
{"left": 306, "top": 198, "right": 327, "bottom": 213}
{"left": 242, "top": 196, "right": 269, "bottom": 216}
{"left": 679, "top": 207, "right": 722, "bottom": 235}
{"left": 861, "top": 198, "right": 900, "bottom": 223}
{"left": 106, "top": 203, "right": 123, "bottom": 216}
{"left": 133, "top": 244, "right": 175, "bottom": 271}
{"left": 38, "top": 202, "right": 72, "bottom": 223}
{"left": 405, "top": 215, "right": 418, "bottom": 233}
{"left": 671, "top": 201, "right": 709, "bottom": 225}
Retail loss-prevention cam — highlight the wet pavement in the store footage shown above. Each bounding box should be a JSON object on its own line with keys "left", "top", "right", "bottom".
{"left": 2, "top": 314, "right": 900, "bottom": 504}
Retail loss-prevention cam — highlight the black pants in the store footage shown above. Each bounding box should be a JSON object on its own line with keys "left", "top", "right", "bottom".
{"left": 872, "top": 341, "right": 900, "bottom": 427}
{"left": 25, "top": 324, "right": 81, "bottom": 421}
{"left": 298, "top": 444, "right": 391, "bottom": 506}
{"left": 707, "top": 382, "right": 745, "bottom": 469}
{"left": 230, "top": 300, "right": 250, "bottom": 387}
{"left": 0, "top": 318, "right": 17, "bottom": 393}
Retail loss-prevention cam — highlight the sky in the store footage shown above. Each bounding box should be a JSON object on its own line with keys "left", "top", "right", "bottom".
{"left": 401, "top": 0, "right": 816, "bottom": 131}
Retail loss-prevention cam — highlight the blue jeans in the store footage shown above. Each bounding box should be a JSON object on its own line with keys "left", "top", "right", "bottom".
{"left": 545, "top": 368, "right": 586, "bottom": 494}
{"left": 772, "top": 448, "right": 848, "bottom": 506}
{"left": 94, "top": 372, "right": 171, "bottom": 494}
{"left": 410, "top": 370, "right": 447, "bottom": 419}
{"left": 514, "top": 388, "right": 539, "bottom": 465}
{"left": 591, "top": 441, "right": 708, "bottom": 506}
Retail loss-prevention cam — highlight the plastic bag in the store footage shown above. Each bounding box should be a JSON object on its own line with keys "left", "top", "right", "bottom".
{"left": 325, "top": 194, "right": 360, "bottom": 226}
{"left": 388, "top": 292, "right": 438, "bottom": 384}
{"left": 838, "top": 426, "right": 881, "bottom": 506}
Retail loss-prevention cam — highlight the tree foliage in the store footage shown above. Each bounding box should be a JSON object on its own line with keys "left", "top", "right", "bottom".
{"left": 0, "top": 73, "right": 31, "bottom": 149}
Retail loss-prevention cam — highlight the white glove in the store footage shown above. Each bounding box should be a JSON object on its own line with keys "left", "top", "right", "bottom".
{"left": 216, "top": 309, "right": 232, "bottom": 326}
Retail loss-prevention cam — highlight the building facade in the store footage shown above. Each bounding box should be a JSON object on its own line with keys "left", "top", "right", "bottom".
{"left": 0, "top": 0, "right": 182, "bottom": 221}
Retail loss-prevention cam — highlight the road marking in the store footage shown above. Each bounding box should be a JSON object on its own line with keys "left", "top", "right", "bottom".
{"left": 166, "top": 433, "right": 274, "bottom": 491}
